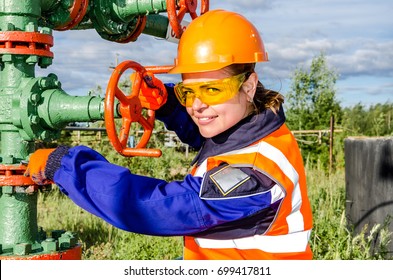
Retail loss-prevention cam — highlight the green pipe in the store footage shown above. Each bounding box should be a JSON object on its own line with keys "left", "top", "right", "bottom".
{"left": 0, "top": 56, "right": 36, "bottom": 90}
{"left": 0, "top": 130, "right": 32, "bottom": 164}
{"left": 111, "top": 0, "right": 167, "bottom": 22}
{"left": 37, "top": 1, "right": 172, "bottom": 41}
{"left": 38, "top": 88, "right": 105, "bottom": 129}
{"left": 40, "top": 0, "right": 60, "bottom": 12}
{"left": 89, "top": 0, "right": 170, "bottom": 42}
{"left": 0, "top": 190, "right": 38, "bottom": 250}
{"left": 73, "top": 13, "right": 171, "bottom": 40}
{"left": 0, "top": 0, "right": 42, "bottom": 251}
{"left": 0, "top": 0, "right": 40, "bottom": 31}
{"left": 143, "top": 14, "right": 169, "bottom": 38}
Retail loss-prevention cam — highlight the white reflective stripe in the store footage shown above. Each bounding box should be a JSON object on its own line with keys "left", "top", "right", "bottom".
{"left": 270, "top": 183, "right": 285, "bottom": 203}
{"left": 193, "top": 160, "right": 207, "bottom": 177}
{"left": 256, "top": 142, "right": 299, "bottom": 187}
{"left": 255, "top": 141, "right": 304, "bottom": 233}
{"left": 286, "top": 181, "right": 305, "bottom": 232}
{"left": 286, "top": 206, "right": 305, "bottom": 232}
{"left": 194, "top": 230, "right": 311, "bottom": 253}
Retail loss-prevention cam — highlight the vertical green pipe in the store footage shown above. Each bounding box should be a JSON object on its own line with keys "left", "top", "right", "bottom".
{"left": 0, "top": 56, "right": 36, "bottom": 89}
{"left": 0, "top": 191, "right": 38, "bottom": 249}
{"left": 0, "top": 129, "right": 36, "bottom": 249}
{"left": 0, "top": 0, "right": 41, "bottom": 252}
{"left": 0, "top": 130, "right": 32, "bottom": 164}
{"left": 0, "top": 0, "right": 40, "bottom": 30}
{"left": 0, "top": 57, "right": 35, "bottom": 160}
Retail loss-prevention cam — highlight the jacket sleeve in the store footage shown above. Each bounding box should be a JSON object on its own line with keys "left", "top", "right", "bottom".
{"left": 155, "top": 84, "right": 204, "bottom": 149}
{"left": 53, "top": 146, "right": 277, "bottom": 236}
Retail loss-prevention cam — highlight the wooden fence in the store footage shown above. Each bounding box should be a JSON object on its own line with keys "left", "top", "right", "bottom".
{"left": 63, "top": 125, "right": 343, "bottom": 166}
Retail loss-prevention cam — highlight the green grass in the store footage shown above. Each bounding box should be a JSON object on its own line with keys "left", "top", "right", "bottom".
{"left": 37, "top": 145, "right": 392, "bottom": 260}
{"left": 38, "top": 187, "right": 183, "bottom": 260}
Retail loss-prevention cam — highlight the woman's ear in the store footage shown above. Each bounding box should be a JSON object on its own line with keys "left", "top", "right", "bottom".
{"left": 242, "top": 72, "right": 258, "bottom": 101}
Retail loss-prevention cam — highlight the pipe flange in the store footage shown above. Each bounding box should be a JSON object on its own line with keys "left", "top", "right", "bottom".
{"left": 40, "top": 0, "right": 89, "bottom": 31}
{"left": 55, "top": 0, "right": 89, "bottom": 31}
{"left": 0, "top": 164, "right": 34, "bottom": 186}
{"left": 18, "top": 77, "right": 62, "bottom": 142}
{"left": 0, "top": 31, "right": 53, "bottom": 58}
{"left": 90, "top": 0, "right": 146, "bottom": 43}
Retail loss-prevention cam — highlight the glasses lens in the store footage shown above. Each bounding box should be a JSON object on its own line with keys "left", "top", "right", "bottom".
{"left": 174, "top": 73, "right": 247, "bottom": 107}
{"left": 174, "top": 84, "right": 187, "bottom": 106}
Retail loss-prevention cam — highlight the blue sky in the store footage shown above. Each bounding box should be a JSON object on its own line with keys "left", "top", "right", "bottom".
{"left": 37, "top": 0, "right": 393, "bottom": 108}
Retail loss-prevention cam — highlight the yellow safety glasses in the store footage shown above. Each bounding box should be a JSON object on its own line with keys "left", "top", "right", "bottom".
{"left": 174, "top": 73, "right": 247, "bottom": 107}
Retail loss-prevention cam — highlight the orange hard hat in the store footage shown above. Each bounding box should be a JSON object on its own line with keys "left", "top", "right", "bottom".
{"left": 168, "top": 9, "right": 268, "bottom": 74}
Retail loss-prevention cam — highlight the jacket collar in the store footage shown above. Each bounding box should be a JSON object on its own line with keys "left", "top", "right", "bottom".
{"left": 191, "top": 106, "right": 286, "bottom": 166}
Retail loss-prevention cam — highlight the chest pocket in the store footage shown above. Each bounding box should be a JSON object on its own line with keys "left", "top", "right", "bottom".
{"left": 200, "top": 163, "right": 274, "bottom": 199}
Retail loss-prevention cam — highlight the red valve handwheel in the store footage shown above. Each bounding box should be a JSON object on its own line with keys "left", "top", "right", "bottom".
{"left": 105, "top": 61, "right": 163, "bottom": 157}
{"left": 166, "top": 0, "right": 209, "bottom": 38}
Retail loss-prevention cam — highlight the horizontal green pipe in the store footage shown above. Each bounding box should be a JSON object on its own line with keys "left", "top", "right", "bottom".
{"left": 112, "top": 0, "right": 167, "bottom": 22}
{"left": 38, "top": 89, "right": 105, "bottom": 129}
{"left": 143, "top": 14, "right": 169, "bottom": 38}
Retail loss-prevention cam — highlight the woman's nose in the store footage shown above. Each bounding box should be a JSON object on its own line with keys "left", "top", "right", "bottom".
{"left": 191, "top": 97, "right": 207, "bottom": 110}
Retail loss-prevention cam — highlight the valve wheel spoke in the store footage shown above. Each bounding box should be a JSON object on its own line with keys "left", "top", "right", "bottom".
{"left": 166, "top": 0, "right": 209, "bottom": 38}
{"left": 119, "top": 118, "right": 132, "bottom": 147}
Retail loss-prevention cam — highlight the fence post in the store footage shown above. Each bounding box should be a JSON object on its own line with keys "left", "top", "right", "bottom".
{"left": 329, "top": 114, "right": 334, "bottom": 174}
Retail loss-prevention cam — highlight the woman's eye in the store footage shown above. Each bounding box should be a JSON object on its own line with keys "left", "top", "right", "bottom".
{"left": 183, "top": 89, "right": 194, "bottom": 96}
{"left": 205, "top": 87, "right": 221, "bottom": 95}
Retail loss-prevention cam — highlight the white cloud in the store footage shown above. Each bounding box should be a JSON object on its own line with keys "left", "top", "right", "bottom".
{"left": 36, "top": 0, "right": 392, "bottom": 106}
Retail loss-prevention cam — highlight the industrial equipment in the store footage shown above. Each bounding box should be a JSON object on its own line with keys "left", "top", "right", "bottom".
{"left": 0, "top": 0, "right": 208, "bottom": 259}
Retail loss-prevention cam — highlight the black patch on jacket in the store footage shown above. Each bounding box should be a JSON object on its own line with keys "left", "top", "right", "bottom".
{"left": 192, "top": 201, "right": 281, "bottom": 239}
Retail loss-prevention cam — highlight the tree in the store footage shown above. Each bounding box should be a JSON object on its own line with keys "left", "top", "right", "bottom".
{"left": 285, "top": 52, "right": 342, "bottom": 169}
{"left": 342, "top": 102, "right": 393, "bottom": 136}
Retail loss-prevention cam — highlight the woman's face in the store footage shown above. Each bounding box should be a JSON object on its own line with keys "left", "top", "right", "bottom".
{"left": 183, "top": 69, "right": 256, "bottom": 138}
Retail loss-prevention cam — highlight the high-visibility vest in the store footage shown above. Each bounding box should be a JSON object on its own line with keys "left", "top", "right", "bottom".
{"left": 184, "top": 124, "right": 313, "bottom": 260}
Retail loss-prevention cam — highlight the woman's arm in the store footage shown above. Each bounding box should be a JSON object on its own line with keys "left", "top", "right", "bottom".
{"left": 52, "top": 146, "right": 278, "bottom": 237}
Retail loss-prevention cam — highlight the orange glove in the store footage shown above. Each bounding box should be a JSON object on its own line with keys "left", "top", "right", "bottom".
{"left": 24, "top": 148, "right": 56, "bottom": 185}
{"left": 131, "top": 71, "right": 168, "bottom": 110}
